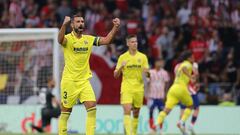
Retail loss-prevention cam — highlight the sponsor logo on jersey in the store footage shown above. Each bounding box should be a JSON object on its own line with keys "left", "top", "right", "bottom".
{"left": 73, "top": 47, "right": 88, "bottom": 53}
{"left": 127, "top": 64, "right": 141, "bottom": 69}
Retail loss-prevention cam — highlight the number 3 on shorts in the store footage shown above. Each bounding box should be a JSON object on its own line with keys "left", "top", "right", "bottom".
{"left": 63, "top": 91, "right": 67, "bottom": 99}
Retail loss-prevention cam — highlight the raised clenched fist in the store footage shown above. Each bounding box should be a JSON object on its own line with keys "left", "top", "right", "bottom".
{"left": 63, "top": 16, "right": 71, "bottom": 25}
{"left": 112, "top": 18, "right": 120, "bottom": 28}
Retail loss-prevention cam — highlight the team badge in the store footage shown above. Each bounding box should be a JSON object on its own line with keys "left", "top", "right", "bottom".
{"left": 84, "top": 40, "right": 88, "bottom": 45}
{"left": 138, "top": 58, "right": 141, "bottom": 63}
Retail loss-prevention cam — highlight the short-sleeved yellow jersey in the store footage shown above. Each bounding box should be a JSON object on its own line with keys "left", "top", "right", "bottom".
{"left": 116, "top": 51, "right": 149, "bottom": 92}
{"left": 61, "top": 32, "right": 100, "bottom": 81}
{"left": 174, "top": 60, "right": 193, "bottom": 86}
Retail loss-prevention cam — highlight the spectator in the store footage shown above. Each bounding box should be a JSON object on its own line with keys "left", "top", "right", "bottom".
{"left": 57, "top": 0, "right": 71, "bottom": 23}
{"left": 189, "top": 31, "right": 208, "bottom": 64}
{"left": 85, "top": 3, "right": 102, "bottom": 33}
{"left": 177, "top": 3, "right": 191, "bottom": 25}
{"left": 230, "top": 5, "right": 240, "bottom": 26}
{"left": 126, "top": 10, "right": 140, "bottom": 35}
{"left": 156, "top": 26, "right": 174, "bottom": 60}
{"left": 223, "top": 49, "right": 238, "bottom": 83}
{"left": 207, "top": 30, "right": 220, "bottom": 53}
{"left": 94, "top": 17, "right": 108, "bottom": 36}
{"left": 205, "top": 52, "right": 224, "bottom": 95}
{"left": 148, "top": 28, "right": 160, "bottom": 66}
{"left": 22, "top": 0, "right": 38, "bottom": 18}
{"left": 9, "top": 0, "right": 24, "bottom": 27}
{"left": 218, "top": 92, "right": 236, "bottom": 106}
{"left": 115, "top": 0, "right": 128, "bottom": 12}
{"left": 25, "top": 12, "right": 40, "bottom": 28}
{"left": 137, "top": 24, "right": 148, "bottom": 54}
{"left": 0, "top": 0, "right": 240, "bottom": 105}
{"left": 197, "top": 0, "right": 211, "bottom": 21}
{"left": 39, "top": 0, "right": 57, "bottom": 27}
{"left": 1, "top": 10, "right": 9, "bottom": 28}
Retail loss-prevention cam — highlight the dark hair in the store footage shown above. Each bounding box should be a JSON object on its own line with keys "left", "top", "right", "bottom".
{"left": 126, "top": 35, "right": 137, "bottom": 40}
{"left": 71, "top": 12, "right": 84, "bottom": 20}
{"left": 178, "top": 50, "right": 192, "bottom": 62}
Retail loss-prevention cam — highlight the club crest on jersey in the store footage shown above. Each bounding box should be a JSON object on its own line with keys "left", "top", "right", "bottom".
{"left": 84, "top": 40, "right": 88, "bottom": 45}
{"left": 138, "top": 58, "right": 141, "bottom": 63}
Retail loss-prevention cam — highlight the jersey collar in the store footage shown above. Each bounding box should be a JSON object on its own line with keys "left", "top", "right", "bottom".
{"left": 71, "top": 31, "right": 82, "bottom": 39}
{"left": 128, "top": 50, "right": 138, "bottom": 56}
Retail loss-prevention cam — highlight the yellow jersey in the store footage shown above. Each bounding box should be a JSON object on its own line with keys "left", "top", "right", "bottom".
{"left": 174, "top": 60, "right": 193, "bottom": 86}
{"left": 116, "top": 51, "right": 149, "bottom": 92}
{"left": 61, "top": 32, "right": 100, "bottom": 81}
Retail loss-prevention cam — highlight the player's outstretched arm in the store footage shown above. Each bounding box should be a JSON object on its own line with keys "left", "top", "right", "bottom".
{"left": 98, "top": 18, "right": 120, "bottom": 46}
{"left": 58, "top": 16, "right": 71, "bottom": 45}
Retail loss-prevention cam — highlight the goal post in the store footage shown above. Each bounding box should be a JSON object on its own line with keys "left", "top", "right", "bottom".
{"left": 0, "top": 28, "right": 60, "bottom": 104}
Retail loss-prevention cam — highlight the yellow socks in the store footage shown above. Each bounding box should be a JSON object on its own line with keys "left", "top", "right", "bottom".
{"left": 86, "top": 107, "right": 96, "bottom": 135}
{"left": 58, "top": 112, "right": 70, "bottom": 135}
{"left": 123, "top": 115, "right": 131, "bottom": 135}
{"left": 157, "top": 111, "right": 167, "bottom": 125}
{"left": 58, "top": 107, "right": 97, "bottom": 135}
{"left": 181, "top": 108, "right": 192, "bottom": 122}
{"left": 132, "top": 117, "right": 138, "bottom": 135}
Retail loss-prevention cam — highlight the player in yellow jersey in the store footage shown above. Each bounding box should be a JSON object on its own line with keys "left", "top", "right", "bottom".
{"left": 156, "top": 51, "right": 194, "bottom": 135}
{"left": 114, "top": 35, "right": 149, "bottom": 135}
{"left": 57, "top": 14, "right": 120, "bottom": 135}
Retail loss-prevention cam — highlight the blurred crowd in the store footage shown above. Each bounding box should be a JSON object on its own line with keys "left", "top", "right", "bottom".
{"left": 0, "top": 40, "right": 53, "bottom": 104}
{"left": 0, "top": 0, "right": 240, "bottom": 105}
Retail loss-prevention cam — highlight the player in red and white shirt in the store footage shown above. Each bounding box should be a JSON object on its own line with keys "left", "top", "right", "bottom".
{"left": 176, "top": 62, "right": 200, "bottom": 134}
{"left": 147, "top": 58, "right": 170, "bottom": 132}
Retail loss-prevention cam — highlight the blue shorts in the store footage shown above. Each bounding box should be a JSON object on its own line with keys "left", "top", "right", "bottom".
{"left": 180, "top": 94, "right": 199, "bottom": 109}
{"left": 148, "top": 98, "right": 165, "bottom": 110}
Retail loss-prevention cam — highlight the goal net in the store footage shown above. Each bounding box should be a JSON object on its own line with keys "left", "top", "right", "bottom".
{"left": 0, "top": 28, "right": 60, "bottom": 104}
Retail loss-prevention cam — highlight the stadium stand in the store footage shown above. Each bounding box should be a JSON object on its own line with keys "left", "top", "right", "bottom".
{"left": 0, "top": 0, "right": 239, "bottom": 105}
